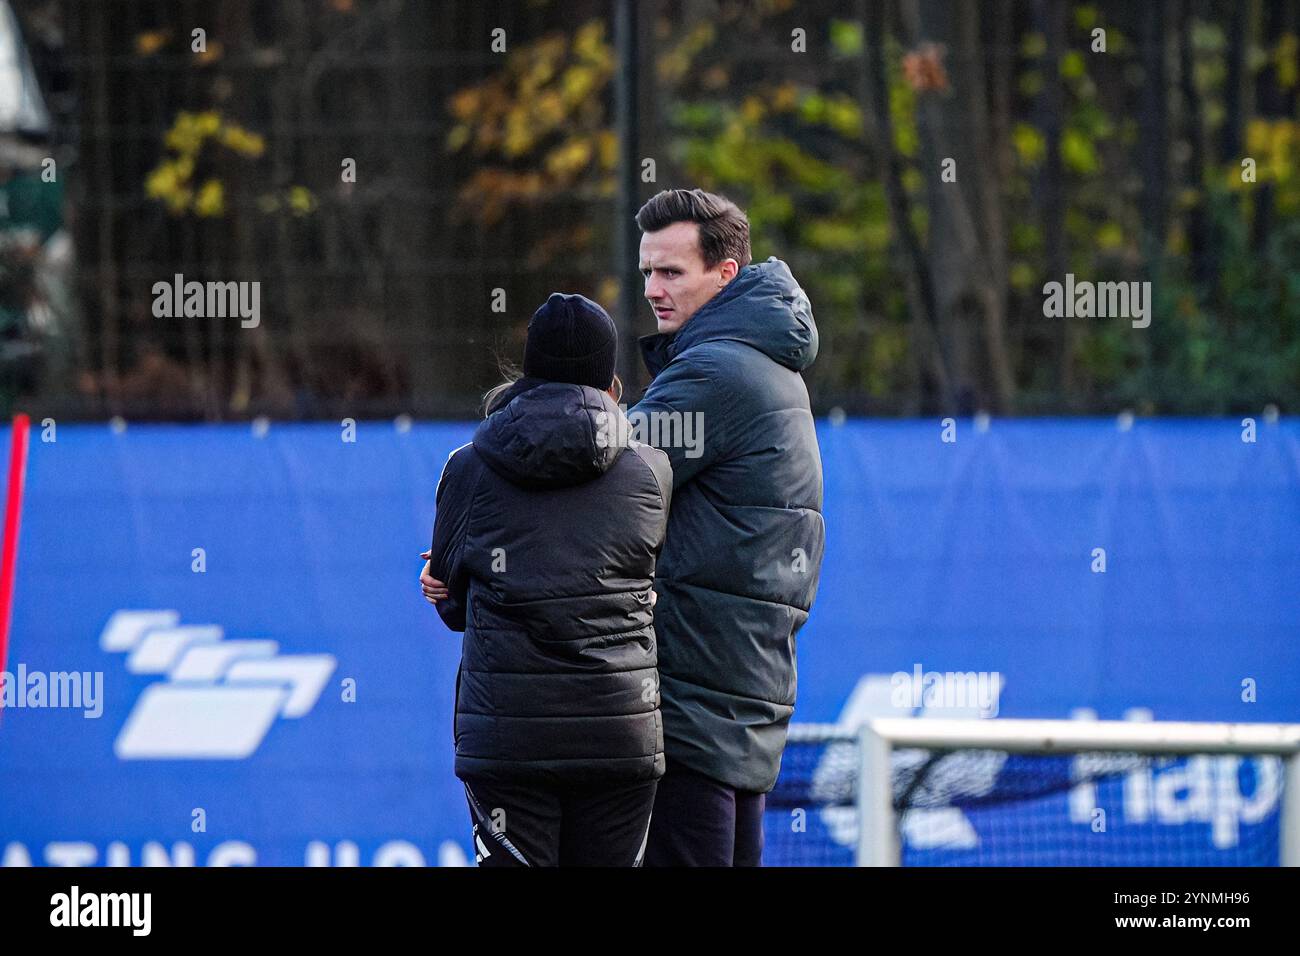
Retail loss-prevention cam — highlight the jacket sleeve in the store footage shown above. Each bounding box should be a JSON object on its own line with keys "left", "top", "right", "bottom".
{"left": 428, "top": 445, "right": 476, "bottom": 632}
{"left": 629, "top": 345, "right": 731, "bottom": 489}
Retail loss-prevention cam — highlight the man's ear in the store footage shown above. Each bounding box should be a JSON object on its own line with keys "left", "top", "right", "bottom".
{"left": 719, "top": 259, "right": 740, "bottom": 285}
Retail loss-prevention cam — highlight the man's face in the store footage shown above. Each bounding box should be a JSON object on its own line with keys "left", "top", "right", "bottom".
{"left": 639, "top": 222, "right": 737, "bottom": 335}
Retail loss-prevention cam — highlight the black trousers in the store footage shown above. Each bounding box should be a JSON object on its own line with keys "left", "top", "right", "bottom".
{"left": 644, "top": 760, "right": 766, "bottom": 867}
{"left": 461, "top": 776, "right": 657, "bottom": 867}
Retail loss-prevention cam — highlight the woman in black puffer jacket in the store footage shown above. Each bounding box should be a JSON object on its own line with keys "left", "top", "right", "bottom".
{"left": 420, "top": 293, "right": 672, "bottom": 867}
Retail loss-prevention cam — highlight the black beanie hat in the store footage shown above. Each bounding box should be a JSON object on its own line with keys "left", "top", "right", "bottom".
{"left": 523, "top": 292, "right": 617, "bottom": 390}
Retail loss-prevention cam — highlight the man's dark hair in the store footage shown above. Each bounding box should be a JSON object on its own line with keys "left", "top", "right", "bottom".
{"left": 634, "top": 188, "right": 752, "bottom": 269}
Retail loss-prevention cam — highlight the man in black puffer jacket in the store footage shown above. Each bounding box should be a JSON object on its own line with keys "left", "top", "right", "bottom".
{"left": 425, "top": 293, "right": 673, "bottom": 866}
{"left": 631, "top": 189, "right": 825, "bottom": 867}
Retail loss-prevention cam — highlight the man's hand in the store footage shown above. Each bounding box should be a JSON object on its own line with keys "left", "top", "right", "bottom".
{"left": 419, "top": 550, "right": 450, "bottom": 606}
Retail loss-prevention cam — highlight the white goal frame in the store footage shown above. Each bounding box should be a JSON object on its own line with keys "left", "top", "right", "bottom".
{"left": 786, "top": 718, "right": 1300, "bottom": 867}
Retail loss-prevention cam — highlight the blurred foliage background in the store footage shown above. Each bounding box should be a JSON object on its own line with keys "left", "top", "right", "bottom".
{"left": 2, "top": 0, "right": 1298, "bottom": 420}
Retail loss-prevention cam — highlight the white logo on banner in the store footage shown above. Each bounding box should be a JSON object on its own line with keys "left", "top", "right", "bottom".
{"left": 100, "top": 610, "right": 336, "bottom": 759}
{"left": 809, "top": 673, "right": 1002, "bottom": 852}
{"left": 811, "top": 681, "right": 1281, "bottom": 854}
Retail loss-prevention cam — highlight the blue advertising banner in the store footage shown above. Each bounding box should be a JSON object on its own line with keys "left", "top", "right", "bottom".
{"left": 1, "top": 418, "right": 1297, "bottom": 865}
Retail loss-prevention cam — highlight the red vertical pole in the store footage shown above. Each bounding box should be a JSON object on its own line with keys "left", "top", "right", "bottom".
{"left": 0, "top": 413, "right": 32, "bottom": 716}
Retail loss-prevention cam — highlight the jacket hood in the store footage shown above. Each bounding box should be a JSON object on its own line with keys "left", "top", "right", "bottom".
{"left": 472, "top": 379, "right": 629, "bottom": 489}
{"left": 639, "top": 257, "right": 818, "bottom": 378}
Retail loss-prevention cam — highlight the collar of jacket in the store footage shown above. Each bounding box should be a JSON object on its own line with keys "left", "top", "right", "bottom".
{"left": 637, "top": 268, "right": 754, "bottom": 379}
{"left": 636, "top": 257, "right": 815, "bottom": 381}
{"left": 638, "top": 331, "right": 675, "bottom": 379}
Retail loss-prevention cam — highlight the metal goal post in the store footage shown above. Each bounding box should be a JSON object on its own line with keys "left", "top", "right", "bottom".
{"left": 785, "top": 718, "right": 1300, "bottom": 867}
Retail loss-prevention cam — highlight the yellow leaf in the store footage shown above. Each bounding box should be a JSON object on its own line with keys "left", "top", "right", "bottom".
{"left": 193, "top": 179, "right": 225, "bottom": 217}
{"left": 573, "top": 20, "right": 606, "bottom": 62}
{"left": 221, "top": 125, "right": 266, "bottom": 157}
{"left": 165, "top": 113, "right": 204, "bottom": 155}
{"left": 197, "top": 112, "right": 221, "bottom": 136}
{"left": 562, "top": 66, "right": 597, "bottom": 106}
{"left": 447, "top": 125, "right": 470, "bottom": 151}
{"left": 597, "top": 130, "right": 618, "bottom": 169}
{"left": 741, "top": 97, "right": 765, "bottom": 125}
{"left": 544, "top": 138, "right": 592, "bottom": 177}
{"left": 135, "top": 31, "right": 170, "bottom": 56}
{"left": 535, "top": 91, "right": 565, "bottom": 126}
{"left": 503, "top": 111, "right": 534, "bottom": 157}
{"left": 288, "top": 186, "right": 318, "bottom": 215}
{"left": 773, "top": 83, "right": 798, "bottom": 112}
{"left": 144, "top": 164, "right": 176, "bottom": 199}
{"left": 194, "top": 41, "right": 224, "bottom": 65}
{"left": 1245, "top": 119, "right": 1270, "bottom": 155}
{"left": 1013, "top": 122, "right": 1046, "bottom": 167}
{"left": 1275, "top": 34, "right": 1298, "bottom": 89}
{"left": 448, "top": 88, "right": 480, "bottom": 120}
